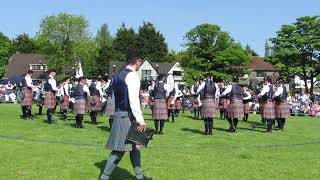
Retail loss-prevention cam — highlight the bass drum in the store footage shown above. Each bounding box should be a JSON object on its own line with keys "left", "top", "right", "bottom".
{"left": 163, "top": 74, "right": 175, "bottom": 93}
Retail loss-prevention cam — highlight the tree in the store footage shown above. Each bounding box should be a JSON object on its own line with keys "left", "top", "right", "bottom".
{"left": 270, "top": 16, "right": 320, "bottom": 95}
{"left": 12, "top": 33, "right": 38, "bottom": 54}
{"left": 245, "top": 44, "right": 259, "bottom": 56}
{"left": 136, "top": 21, "right": 168, "bottom": 61}
{"left": 0, "top": 32, "right": 12, "bottom": 79}
{"left": 96, "top": 23, "right": 113, "bottom": 48}
{"left": 37, "top": 12, "right": 95, "bottom": 78}
{"left": 183, "top": 23, "right": 248, "bottom": 81}
{"left": 113, "top": 23, "right": 137, "bottom": 60}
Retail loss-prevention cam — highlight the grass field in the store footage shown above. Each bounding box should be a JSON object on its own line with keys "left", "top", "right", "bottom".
{"left": 0, "top": 103, "right": 320, "bottom": 180}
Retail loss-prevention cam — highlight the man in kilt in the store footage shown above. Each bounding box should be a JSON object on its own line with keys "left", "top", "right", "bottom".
{"left": 100, "top": 49, "right": 152, "bottom": 180}
{"left": 242, "top": 86, "right": 251, "bottom": 122}
{"left": 73, "top": 77, "right": 90, "bottom": 128}
{"left": 20, "top": 70, "right": 34, "bottom": 120}
{"left": 221, "top": 77, "right": 244, "bottom": 132}
{"left": 191, "top": 78, "right": 200, "bottom": 119}
{"left": 273, "top": 78, "right": 290, "bottom": 131}
{"left": 44, "top": 69, "right": 59, "bottom": 124}
{"left": 105, "top": 78, "right": 115, "bottom": 129}
{"left": 174, "top": 85, "right": 183, "bottom": 117}
{"left": 89, "top": 77, "right": 103, "bottom": 125}
{"left": 59, "top": 78, "right": 70, "bottom": 120}
{"left": 257, "top": 77, "right": 276, "bottom": 133}
{"left": 167, "top": 83, "right": 178, "bottom": 123}
{"left": 151, "top": 74, "right": 170, "bottom": 135}
{"left": 197, "top": 73, "right": 220, "bottom": 135}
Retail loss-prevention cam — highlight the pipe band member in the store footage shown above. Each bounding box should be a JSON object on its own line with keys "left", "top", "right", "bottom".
{"left": 60, "top": 78, "right": 70, "bottom": 120}
{"left": 273, "top": 78, "right": 290, "bottom": 131}
{"left": 242, "top": 86, "right": 252, "bottom": 122}
{"left": 89, "top": 77, "right": 103, "bottom": 125}
{"left": 44, "top": 69, "right": 59, "bottom": 124}
{"left": 20, "top": 70, "right": 34, "bottom": 120}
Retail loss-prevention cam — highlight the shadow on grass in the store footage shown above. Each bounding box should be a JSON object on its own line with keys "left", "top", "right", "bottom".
{"left": 97, "top": 125, "right": 111, "bottom": 132}
{"left": 95, "top": 160, "right": 136, "bottom": 180}
{"left": 237, "top": 127, "right": 266, "bottom": 133}
{"left": 181, "top": 128, "right": 204, "bottom": 134}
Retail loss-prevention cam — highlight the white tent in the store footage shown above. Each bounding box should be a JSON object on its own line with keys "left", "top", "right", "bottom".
{"left": 75, "top": 61, "right": 83, "bottom": 78}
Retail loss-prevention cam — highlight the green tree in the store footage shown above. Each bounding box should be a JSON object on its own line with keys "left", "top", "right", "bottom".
{"left": 136, "top": 21, "right": 168, "bottom": 61}
{"left": 12, "top": 33, "right": 38, "bottom": 54}
{"left": 0, "top": 32, "right": 12, "bottom": 79}
{"left": 37, "top": 12, "right": 95, "bottom": 78}
{"left": 245, "top": 44, "right": 259, "bottom": 56}
{"left": 183, "top": 23, "right": 248, "bottom": 80}
{"left": 270, "top": 16, "right": 320, "bottom": 95}
{"left": 113, "top": 23, "right": 137, "bottom": 60}
{"left": 96, "top": 23, "right": 113, "bottom": 48}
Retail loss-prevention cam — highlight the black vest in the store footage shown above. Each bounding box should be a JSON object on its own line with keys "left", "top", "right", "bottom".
{"left": 230, "top": 83, "right": 242, "bottom": 100}
{"left": 21, "top": 77, "right": 27, "bottom": 87}
{"left": 113, "top": 68, "right": 132, "bottom": 111}
{"left": 204, "top": 80, "right": 216, "bottom": 97}
{"left": 275, "top": 85, "right": 288, "bottom": 102}
{"left": 74, "top": 84, "right": 86, "bottom": 100}
{"left": 262, "top": 85, "right": 274, "bottom": 101}
{"left": 153, "top": 81, "right": 166, "bottom": 99}
{"left": 89, "top": 83, "right": 100, "bottom": 96}
{"left": 44, "top": 78, "right": 54, "bottom": 93}
{"left": 169, "top": 87, "right": 176, "bottom": 97}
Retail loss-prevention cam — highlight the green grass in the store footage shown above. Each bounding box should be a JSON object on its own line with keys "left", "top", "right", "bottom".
{"left": 0, "top": 103, "right": 320, "bottom": 180}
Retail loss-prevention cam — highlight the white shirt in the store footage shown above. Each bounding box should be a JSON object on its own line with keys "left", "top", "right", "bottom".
{"left": 95, "top": 81, "right": 104, "bottom": 97}
{"left": 191, "top": 84, "right": 198, "bottom": 95}
{"left": 243, "top": 91, "right": 252, "bottom": 100}
{"left": 274, "top": 86, "right": 283, "bottom": 97}
{"left": 48, "top": 75, "right": 59, "bottom": 91}
{"left": 196, "top": 81, "right": 220, "bottom": 98}
{"left": 125, "top": 65, "right": 144, "bottom": 123}
{"left": 25, "top": 75, "right": 33, "bottom": 88}
{"left": 258, "top": 83, "right": 271, "bottom": 97}
{"left": 221, "top": 84, "right": 232, "bottom": 96}
{"left": 60, "top": 83, "right": 69, "bottom": 96}
{"left": 83, "top": 84, "right": 90, "bottom": 96}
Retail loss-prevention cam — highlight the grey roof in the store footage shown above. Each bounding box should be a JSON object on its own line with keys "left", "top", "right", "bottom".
{"left": 109, "top": 61, "right": 127, "bottom": 76}
{"left": 4, "top": 54, "right": 47, "bottom": 80}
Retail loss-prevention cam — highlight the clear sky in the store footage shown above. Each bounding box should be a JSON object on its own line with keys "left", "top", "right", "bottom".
{"left": 1, "top": 0, "right": 319, "bottom": 56}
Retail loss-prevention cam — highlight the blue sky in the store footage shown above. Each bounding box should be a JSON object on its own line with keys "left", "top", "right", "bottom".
{"left": 1, "top": 0, "right": 319, "bottom": 56}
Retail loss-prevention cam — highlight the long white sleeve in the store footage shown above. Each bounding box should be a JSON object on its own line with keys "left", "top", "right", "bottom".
{"left": 215, "top": 83, "right": 220, "bottom": 98}
{"left": 83, "top": 85, "right": 90, "bottom": 96}
{"left": 48, "top": 78, "right": 59, "bottom": 91}
{"left": 96, "top": 82, "right": 104, "bottom": 97}
{"left": 221, "top": 85, "right": 232, "bottom": 96}
{"left": 63, "top": 83, "right": 69, "bottom": 96}
{"left": 125, "top": 70, "right": 144, "bottom": 123}
{"left": 25, "top": 76, "right": 34, "bottom": 89}
{"left": 196, "top": 82, "right": 206, "bottom": 94}
{"left": 258, "top": 85, "right": 270, "bottom": 97}
{"left": 191, "top": 85, "right": 196, "bottom": 95}
{"left": 274, "top": 86, "right": 283, "bottom": 97}
{"left": 243, "top": 92, "right": 252, "bottom": 100}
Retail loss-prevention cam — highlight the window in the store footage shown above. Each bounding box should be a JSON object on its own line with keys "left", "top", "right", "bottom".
{"left": 142, "top": 70, "right": 152, "bottom": 80}
{"left": 173, "top": 71, "right": 182, "bottom": 76}
{"left": 256, "top": 71, "right": 266, "bottom": 77}
{"left": 29, "top": 64, "right": 47, "bottom": 71}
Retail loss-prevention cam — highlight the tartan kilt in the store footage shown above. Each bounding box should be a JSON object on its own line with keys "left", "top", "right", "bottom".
{"left": 60, "top": 95, "right": 69, "bottom": 110}
{"left": 88, "top": 96, "right": 102, "bottom": 112}
{"left": 243, "top": 103, "right": 250, "bottom": 114}
{"left": 167, "top": 96, "right": 176, "bottom": 110}
{"left": 201, "top": 97, "right": 217, "bottom": 118}
{"left": 44, "top": 92, "right": 55, "bottom": 109}
{"left": 149, "top": 97, "right": 154, "bottom": 106}
{"left": 275, "top": 101, "right": 290, "bottom": 118}
{"left": 106, "top": 112, "right": 133, "bottom": 152}
{"left": 74, "top": 99, "right": 86, "bottom": 115}
{"left": 261, "top": 101, "right": 275, "bottom": 119}
{"left": 20, "top": 87, "right": 32, "bottom": 106}
{"left": 106, "top": 96, "right": 114, "bottom": 116}
{"left": 227, "top": 99, "right": 244, "bottom": 118}
{"left": 192, "top": 98, "right": 199, "bottom": 108}
{"left": 175, "top": 99, "right": 182, "bottom": 110}
{"left": 152, "top": 99, "right": 168, "bottom": 120}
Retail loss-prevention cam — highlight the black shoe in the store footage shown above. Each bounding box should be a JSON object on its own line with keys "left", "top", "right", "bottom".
{"left": 159, "top": 131, "right": 164, "bottom": 135}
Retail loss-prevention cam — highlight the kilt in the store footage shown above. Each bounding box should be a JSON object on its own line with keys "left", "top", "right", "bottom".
{"left": 20, "top": 87, "right": 32, "bottom": 106}
{"left": 227, "top": 99, "right": 244, "bottom": 118}
{"left": 152, "top": 99, "right": 168, "bottom": 120}
{"left": 149, "top": 97, "right": 154, "bottom": 106}
{"left": 106, "top": 112, "right": 133, "bottom": 151}
{"left": 88, "top": 96, "right": 102, "bottom": 112}
{"left": 60, "top": 95, "right": 69, "bottom": 110}
{"left": 275, "top": 101, "right": 290, "bottom": 118}
{"left": 243, "top": 103, "right": 250, "bottom": 114}
{"left": 201, "top": 97, "right": 217, "bottom": 118}
{"left": 44, "top": 92, "right": 55, "bottom": 109}
{"left": 106, "top": 96, "right": 114, "bottom": 116}
{"left": 74, "top": 99, "right": 86, "bottom": 115}
{"left": 167, "top": 96, "right": 176, "bottom": 110}
{"left": 192, "top": 98, "right": 199, "bottom": 108}
{"left": 223, "top": 99, "right": 230, "bottom": 110}
{"left": 175, "top": 99, "right": 182, "bottom": 110}
{"left": 261, "top": 101, "right": 275, "bottom": 119}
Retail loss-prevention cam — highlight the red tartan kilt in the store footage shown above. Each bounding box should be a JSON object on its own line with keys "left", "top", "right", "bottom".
{"left": 21, "top": 87, "right": 32, "bottom": 106}
{"left": 167, "top": 96, "right": 176, "bottom": 110}
{"left": 74, "top": 99, "right": 86, "bottom": 114}
{"left": 275, "top": 102, "right": 290, "bottom": 118}
{"left": 44, "top": 92, "right": 55, "bottom": 109}
{"left": 149, "top": 97, "right": 154, "bottom": 105}
{"left": 227, "top": 99, "right": 244, "bottom": 118}
{"left": 88, "top": 96, "right": 102, "bottom": 112}
{"left": 152, "top": 99, "right": 168, "bottom": 120}
{"left": 192, "top": 99, "right": 199, "bottom": 108}
{"left": 60, "top": 95, "right": 69, "bottom": 110}
{"left": 201, "top": 98, "right": 217, "bottom": 118}
{"left": 261, "top": 101, "right": 275, "bottom": 119}
{"left": 243, "top": 103, "right": 250, "bottom": 114}
{"left": 106, "top": 96, "right": 114, "bottom": 116}
{"left": 175, "top": 99, "right": 182, "bottom": 110}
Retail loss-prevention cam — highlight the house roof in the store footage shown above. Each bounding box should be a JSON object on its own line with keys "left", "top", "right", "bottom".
{"left": 4, "top": 54, "right": 47, "bottom": 79}
{"left": 109, "top": 61, "right": 127, "bottom": 76}
{"left": 246, "top": 56, "right": 276, "bottom": 71}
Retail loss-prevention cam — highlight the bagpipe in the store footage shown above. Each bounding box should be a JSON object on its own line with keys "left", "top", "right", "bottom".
{"left": 126, "top": 122, "right": 156, "bottom": 148}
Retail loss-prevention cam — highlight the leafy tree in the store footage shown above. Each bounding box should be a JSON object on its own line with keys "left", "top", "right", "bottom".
{"left": 270, "top": 16, "right": 320, "bottom": 95}
{"left": 136, "top": 21, "right": 168, "bottom": 61}
{"left": 245, "top": 44, "right": 259, "bottom": 56}
{"left": 113, "top": 23, "right": 137, "bottom": 60}
{"left": 96, "top": 23, "right": 113, "bottom": 48}
{"left": 12, "top": 33, "right": 38, "bottom": 54}
{"left": 37, "top": 12, "right": 95, "bottom": 78}
{"left": 183, "top": 23, "right": 248, "bottom": 80}
{"left": 0, "top": 32, "right": 12, "bottom": 79}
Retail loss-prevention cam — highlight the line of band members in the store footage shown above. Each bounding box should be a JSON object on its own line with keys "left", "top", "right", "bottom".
{"left": 19, "top": 70, "right": 290, "bottom": 134}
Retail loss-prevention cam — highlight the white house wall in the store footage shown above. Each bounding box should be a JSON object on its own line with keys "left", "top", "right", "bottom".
{"left": 137, "top": 61, "right": 157, "bottom": 80}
